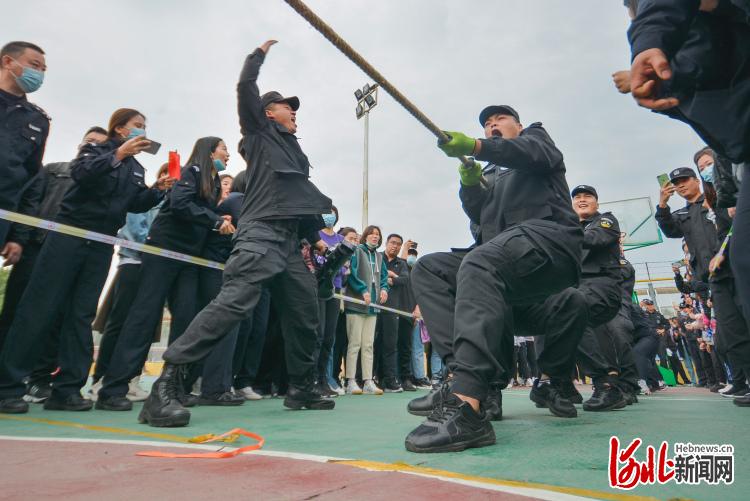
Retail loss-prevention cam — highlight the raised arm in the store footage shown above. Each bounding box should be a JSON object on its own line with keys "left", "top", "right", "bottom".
{"left": 237, "top": 40, "right": 278, "bottom": 134}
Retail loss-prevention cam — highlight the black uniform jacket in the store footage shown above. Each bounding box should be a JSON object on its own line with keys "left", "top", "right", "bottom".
{"left": 0, "top": 89, "right": 50, "bottom": 211}
{"left": 655, "top": 196, "right": 726, "bottom": 281}
{"left": 57, "top": 139, "right": 164, "bottom": 236}
{"left": 581, "top": 211, "right": 621, "bottom": 279}
{"left": 459, "top": 123, "right": 582, "bottom": 263}
{"left": 235, "top": 48, "right": 331, "bottom": 244}
{"left": 203, "top": 191, "right": 244, "bottom": 263}
{"left": 148, "top": 164, "right": 222, "bottom": 255}
{"left": 382, "top": 254, "right": 411, "bottom": 311}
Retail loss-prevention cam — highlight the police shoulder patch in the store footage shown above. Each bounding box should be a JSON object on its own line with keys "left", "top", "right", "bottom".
{"left": 600, "top": 217, "right": 613, "bottom": 228}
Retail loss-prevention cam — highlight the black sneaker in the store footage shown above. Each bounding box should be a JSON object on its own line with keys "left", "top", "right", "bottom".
{"left": 529, "top": 379, "right": 577, "bottom": 418}
{"left": 733, "top": 393, "right": 750, "bottom": 407}
{"left": 413, "top": 378, "right": 432, "bottom": 390}
{"left": 721, "top": 385, "right": 749, "bottom": 398}
{"left": 404, "top": 393, "right": 496, "bottom": 453}
{"left": 583, "top": 383, "right": 628, "bottom": 412}
{"left": 709, "top": 384, "right": 722, "bottom": 393}
{"left": 314, "top": 380, "right": 339, "bottom": 398}
{"left": 43, "top": 393, "right": 93, "bottom": 411}
{"left": 197, "top": 391, "right": 245, "bottom": 406}
{"left": 24, "top": 383, "right": 52, "bottom": 403}
{"left": 407, "top": 380, "right": 450, "bottom": 416}
{"left": 0, "top": 397, "right": 29, "bottom": 414}
{"left": 536, "top": 379, "right": 581, "bottom": 408}
{"left": 485, "top": 383, "right": 503, "bottom": 421}
{"left": 383, "top": 378, "right": 404, "bottom": 393}
{"left": 283, "top": 385, "right": 335, "bottom": 410}
{"left": 401, "top": 378, "right": 417, "bottom": 392}
{"left": 95, "top": 395, "right": 133, "bottom": 411}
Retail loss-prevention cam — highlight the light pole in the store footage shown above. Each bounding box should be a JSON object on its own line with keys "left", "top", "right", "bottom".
{"left": 355, "top": 83, "right": 378, "bottom": 230}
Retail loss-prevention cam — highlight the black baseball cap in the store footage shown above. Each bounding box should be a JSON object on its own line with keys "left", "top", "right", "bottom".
{"left": 641, "top": 298, "right": 654, "bottom": 305}
{"left": 479, "top": 105, "right": 519, "bottom": 125}
{"left": 261, "top": 91, "right": 300, "bottom": 111}
{"left": 668, "top": 167, "right": 697, "bottom": 183}
{"left": 571, "top": 184, "right": 598, "bottom": 199}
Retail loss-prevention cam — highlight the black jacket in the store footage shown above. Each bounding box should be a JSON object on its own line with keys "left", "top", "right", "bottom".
{"left": 57, "top": 139, "right": 164, "bottom": 236}
{"left": 655, "top": 196, "right": 724, "bottom": 281}
{"left": 643, "top": 308, "right": 670, "bottom": 333}
{"left": 620, "top": 257, "right": 637, "bottom": 305}
{"left": 382, "top": 254, "right": 411, "bottom": 311}
{"left": 580, "top": 211, "right": 621, "bottom": 279}
{"left": 459, "top": 123, "right": 582, "bottom": 262}
{"left": 235, "top": 49, "right": 331, "bottom": 243}
{"left": 714, "top": 154, "right": 739, "bottom": 209}
{"left": 148, "top": 164, "right": 222, "bottom": 255}
{"left": 203, "top": 191, "right": 245, "bottom": 263}
{"left": 7, "top": 161, "right": 75, "bottom": 247}
{"left": 0, "top": 89, "right": 50, "bottom": 212}
{"left": 628, "top": 0, "right": 750, "bottom": 162}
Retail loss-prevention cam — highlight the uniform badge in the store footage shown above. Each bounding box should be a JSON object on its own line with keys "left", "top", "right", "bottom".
{"left": 600, "top": 218, "right": 613, "bottom": 228}
{"left": 28, "top": 123, "right": 42, "bottom": 132}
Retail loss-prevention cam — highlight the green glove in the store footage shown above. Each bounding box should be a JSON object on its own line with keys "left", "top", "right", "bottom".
{"left": 458, "top": 161, "right": 483, "bottom": 186}
{"left": 438, "top": 131, "right": 476, "bottom": 158}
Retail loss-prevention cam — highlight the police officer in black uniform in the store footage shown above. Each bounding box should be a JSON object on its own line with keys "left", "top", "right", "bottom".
{"left": 568, "top": 185, "right": 629, "bottom": 411}
{"left": 404, "top": 105, "right": 588, "bottom": 453}
{"left": 0, "top": 41, "right": 50, "bottom": 247}
{"left": 139, "top": 40, "right": 334, "bottom": 428}
{"left": 0, "top": 108, "right": 172, "bottom": 414}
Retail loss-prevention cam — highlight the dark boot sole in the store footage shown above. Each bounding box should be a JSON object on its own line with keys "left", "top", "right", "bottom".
{"left": 530, "top": 393, "right": 577, "bottom": 418}
{"left": 196, "top": 399, "right": 245, "bottom": 407}
{"left": 0, "top": 405, "right": 29, "bottom": 414}
{"left": 95, "top": 402, "right": 133, "bottom": 411}
{"left": 405, "top": 429, "right": 496, "bottom": 453}
{"left": 138, "top": 408, "right": 191, "bottom": 427}
{"left": 583, "top": 396, "right": 629, "bottom": 412}
{"left": 43, "top": 403, "right": 93, "bottom": 412}
{"left": 283, "top": 398, "right": 335, "bottom": 410}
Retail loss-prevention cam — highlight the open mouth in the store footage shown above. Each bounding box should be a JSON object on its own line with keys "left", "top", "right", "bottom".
{"left": 490, "top": 129, "right": 502, "bottom": 137}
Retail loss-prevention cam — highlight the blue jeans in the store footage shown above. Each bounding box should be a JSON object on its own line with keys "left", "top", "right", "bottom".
{"left": 430, "top": 345, "right": 443, "bottom": 380}
{"left": 411, "top": 324, "right": 426, "bottom": 380}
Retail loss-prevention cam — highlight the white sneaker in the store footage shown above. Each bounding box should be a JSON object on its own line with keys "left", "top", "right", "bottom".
{"left": 638, "top": 379, "right": 651, "bottom": 395}
{"left": 346, "top": 379, "right": 363, "bottom": 395}
{"left": 127, "top": 376, "right": 149, "bottom": 402}
{"left": 88, "top": 379, "right": 103, "bottom": 402}
{"left": 525, "top": 378, "right": 535, "bottom": 387}
{"left": 718, "top": 384, "right": 733, "bottom": 395}
{"left": 362, "top": 379, "right": 383, "bottom": 395}
{"left": 238, "top": 386, "right": 263, "bottom": 401}
{"left": 332, "top": 385, "right": 345, "bottom": 396}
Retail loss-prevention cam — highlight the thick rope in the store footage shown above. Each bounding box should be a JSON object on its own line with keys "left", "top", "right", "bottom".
{"left": 283, "top": 0, "right": 474, "bottom": 168}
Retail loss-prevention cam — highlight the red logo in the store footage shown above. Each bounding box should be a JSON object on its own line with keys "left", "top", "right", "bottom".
{"left": 608, "top": 436, "right": 675, "bottom": 489}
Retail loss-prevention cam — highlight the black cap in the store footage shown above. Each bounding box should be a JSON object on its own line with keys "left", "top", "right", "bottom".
{"left": 260, "top": 91, "right": 300, "bottom": 111}
{"left": 571, "top": 184, "right": 598, "bottom": 199}
{"left": 479, "top": 105, "right": 519, "bottom": 125}
{"left": 641, "top": 298, "right": 654, "bottom": 305}
{"left": 668, "top": 167, "right": 697, "bottom": 183}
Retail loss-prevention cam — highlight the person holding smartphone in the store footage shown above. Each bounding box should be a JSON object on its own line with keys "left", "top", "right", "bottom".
{"left": 0, "top": 108, "right": 174, "bottom": 414}
{"left": 96, "top": 136, "right": 233, "bottom": 411}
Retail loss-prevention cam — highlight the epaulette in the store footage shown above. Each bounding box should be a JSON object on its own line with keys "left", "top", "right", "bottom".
{"left": 27, "top": 102, "right": 51, "bottom": 121}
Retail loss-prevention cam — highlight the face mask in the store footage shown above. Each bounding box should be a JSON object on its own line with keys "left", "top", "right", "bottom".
{"left": 11, "top": 59, "right": 44, "bottom": 93}
{"left": 127, "top": 127, "right": 146, "bottom": 140}
{"left": 366, "top": 241, "right": 378, "bottom": 250}
{"left": 406, "top": 256, "right": 417, "bottom": 266}
{"left": 213, "top": 158, "right": 226, "bottom": 172}
{"left": 699, "top": 164, "right": 714, "bottom": 183}
{"left": 322, "top": 213, "right": 336, "bottom": 228}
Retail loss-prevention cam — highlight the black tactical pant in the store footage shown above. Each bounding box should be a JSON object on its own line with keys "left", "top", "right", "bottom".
{"left": 233, "top": 287, "right": 271, "bottom": 390}
{"left": 0, "top": 233, "right": 112, "bottom": 399}
{"left": 729, "top": 163, "right": 750, "bottom": 324}
{"left": 711, "top": 276, "right": 750, "bottom": 376}
{"left": 164, "top": 220, "right": 320, "bottom": 389}
{"left": 0, "top": 241, "right": 42, "bottom": 353}
{"left": 605, "top": 309, "right": 640, "bottom": 392}
{"left": 575, "top": 276, "right": 622, "bottom": 381}
{"left": 412, "top": 223, "right": 587, "bottom": 401}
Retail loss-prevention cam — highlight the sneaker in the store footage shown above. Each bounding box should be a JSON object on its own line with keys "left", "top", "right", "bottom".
{"left": 658, "top": 380, "right": 668, "bottom": 391}
{"left": 43, "top": 393, "right": 93, "bottom": 412}
{"left": 401, "top": 378, "right": 417, "bottom": 392}
{"left": 407, "top": 380, "right": 450, "bottom": 416}
{"left": 315, "top": 380, "right": 339, "bottom": 398}
{"left": 733, "top": 393, "right": 750, "bottom": 407}
{"left": 558, "top": 379, "right": 583, "bottom": 404}
{"left": 24, "top": 383, "right": 52, "bottom": 403}
{"left": 529, "top": 379, "right": 577, "bottom": 418}
{"left": 238, "top": 386, "right": 263, "bottom": 401}
{"left": 638, "top": 379, "right": 651, "bottom": 396}
{"left": 583, "top": 382, "right": 628, "bottom": 412}
{"left": 731, "top": 388, "right": 750, "bottom": 398}
{"left": 88, "top": 379, "right": 102, "bottom": 402}
{"left": 363, "top": 379, "right": 384, "bottom": 395}
{"left": 95, "top": 395, "right": 133, "bottom": 411}
{"left": 0, "top": 397, "right": 29, "bottom": 414}
{"left": 709, "top": 383, "right": 722, "bottom": 393}
{"left": 197, "top": 391, "right": 245, "bottom": 406}
{"left": 718, "top": 384, "right": 734, "bottom": 395}
{"left": 346, "top": 379, "right": 363, "bottom": 395}
{"left": 413, "top": 378, "right": 432, "bottom": 390}
{"left": 485, "top": 383, "right": 503, "bottom": 421}
{"left": 127, "top": 376, "right": 150, "bottom": 402}
{"left": 383, "top": 378, "right": 403, "bottom": 393}
{"left": 524, "top": 378, "right": 535, "bottom": 387}
{"left": 404, "top": 393, "right": 496, "bottom": 453}
{"left": 283, "top": 384, "right": 335, "bottom": 410}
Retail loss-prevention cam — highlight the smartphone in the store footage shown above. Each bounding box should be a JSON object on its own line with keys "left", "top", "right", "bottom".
{"left": 143, "top": 139, "right": 162, "bottom": 155}
{"left": 657, "top": 173, "right": 670, "bottom": 187}
{"left": 411, "top": 242, "right": 418, "bottom": 249}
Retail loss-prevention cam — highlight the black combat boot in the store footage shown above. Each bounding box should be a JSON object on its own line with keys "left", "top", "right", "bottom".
{"left": 529, "top": 378, "right": 577, "bottom": 418}
{"left": 138, "top": 364, "right": 191, "bottom": 427}
{"left": 404, "top": 393, "right": 496, "bottom": 453}
{"left": 283, "top": 384, "right": 335, "bottom": 410}
{"left": 484, "top": 382, "right": 503, "bottom": 421}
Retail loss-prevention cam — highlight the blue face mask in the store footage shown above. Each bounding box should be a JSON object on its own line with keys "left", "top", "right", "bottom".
{"left": 127, "top": 127, "right": 146, "bottom": 140}
{"left": 213, "top": 159, "right": 226, "bottom": 172}
{"left": 12, "top": 59, "right": 44, "bottom": 93}
{"left": 322, "top": 213, "right": 336, "bottom": 228}
{"left": 700, "top": 164, "right": 714, "bottom": 183}
{"left": 406, "top": 255, "right": 417, "bottom": 266}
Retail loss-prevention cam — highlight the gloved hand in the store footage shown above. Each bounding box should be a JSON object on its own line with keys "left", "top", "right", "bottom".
{"left": 438, "top": 131, "right": 476, "bottom": 158}
{"left": 458, "top": 161, "right": 483, "bottom": 187}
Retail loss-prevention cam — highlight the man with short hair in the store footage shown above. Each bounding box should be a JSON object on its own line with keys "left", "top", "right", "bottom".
{"left": 405, "top": 105, "right": 587, "bottom": 453}
{"left": 0, "top": 41, "right": 50, "bottom": 248}
{"left": 140, "top": 40, "right": 335, "bottom": 427}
